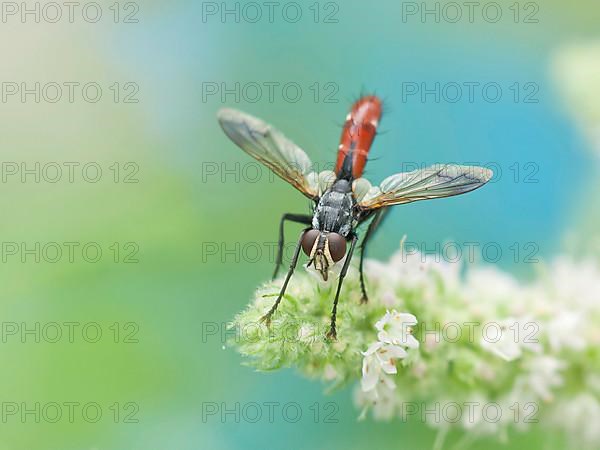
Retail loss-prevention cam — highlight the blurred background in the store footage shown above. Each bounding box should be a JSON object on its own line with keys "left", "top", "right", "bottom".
{"left": 1, "top": 0, "right": 599, "bottom": 448}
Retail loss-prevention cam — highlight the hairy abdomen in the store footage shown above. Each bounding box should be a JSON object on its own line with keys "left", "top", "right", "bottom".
{"left": 335, "top": 95, "right": 383, "bottom": 179}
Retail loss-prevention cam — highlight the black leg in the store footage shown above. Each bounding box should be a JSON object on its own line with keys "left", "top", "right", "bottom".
{"left": 261, "top": 228, "right": 309, "bottom": 327}
{"left": 326, "top": 233, "right": 359, "bottom": 340}
{"left": 359, "top": 208, "right": 389, "bottom": 303}
{"left": 273, "top": 213, "right": 312, "bottom": 279}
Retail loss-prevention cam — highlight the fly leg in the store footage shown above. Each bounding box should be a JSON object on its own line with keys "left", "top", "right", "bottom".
{"left": 261, "top": 228, "right": 309, "bottom": 327}
{"left": 326, "top": 233, "right": 359, "bottom": 341}
{"left": 359, "top": 208, "right": 389, "bottom": 303}
{"left": 273, "top": 213, "right": 313, "bottom": 279}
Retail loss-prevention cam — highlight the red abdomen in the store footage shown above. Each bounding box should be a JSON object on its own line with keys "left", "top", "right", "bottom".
{"left": 335, "top": 95, "right": 383, "bottom": 179}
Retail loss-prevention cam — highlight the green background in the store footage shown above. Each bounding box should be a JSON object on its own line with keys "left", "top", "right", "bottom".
{"left": 1, "top": 0, "right": 599, "bottom": 448}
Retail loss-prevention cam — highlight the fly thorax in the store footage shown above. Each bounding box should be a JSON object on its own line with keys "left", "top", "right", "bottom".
{"left": 313, "top": 184, "right": 355, "bottom": 237}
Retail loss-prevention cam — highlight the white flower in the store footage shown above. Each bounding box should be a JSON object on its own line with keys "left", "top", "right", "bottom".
{"left": 480, "top": 318, "right": 541, "bottom": 362}
{"left": 297, "top": 323, "right": 316, "bottom": 344}
{"left": 360, "top": 310, "right": 421, "bottom": 419}
{"left": 423, "top": 332, "right": 440, "bottom": 353}
{"left": 375, "top": 310, "right": 419, "bottom": 348}
{"left": 546, "top": 311, "right": 586, "bottom": 352}
{"left": 323, "top": 364, "right": 338, "bottom": 381}
{"left": 475, "top": 362, "right": 496, "bottom": 381}
{"left": 388, "top": 249, "right": 440, "bottom": 288}
{"left": 237, "top": 238, "right": 600, "bottom": 447}
{"left": 361, "top": 341, "right": 407, "bottom": 392}
{"left": 460, "top": 394, "right": 503, "bottom": 435}
{"left": 411, "top": 360, "right": 427, "bottom": 377}
{"left": 354, "top": 382, "right": 398, "bottom": 421}
{"left": 380, "top": 290, "right": 400, "bottom": 308}
{"left": 465, "top": 267, "right": 522, "bottom": 306}
{"left": 546, "top": 257, "right": 600, "bottom": 313}
{"left": 364, "top": 259, "right": 398, "bottom": 285}
{"left": 553, "top": 394, "right": 600, "bottom": 446}
{"left": 522, "top": 356, "right": 565, "bottom": 402}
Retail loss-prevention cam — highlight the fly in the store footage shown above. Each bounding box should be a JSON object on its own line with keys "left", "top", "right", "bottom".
{"left": 217, "top": 95, "right": 493, "bottom": 340}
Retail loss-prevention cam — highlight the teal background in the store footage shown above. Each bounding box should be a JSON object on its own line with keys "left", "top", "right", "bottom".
{"left": 1, "top": 1, "right": 599, "bottom": 448}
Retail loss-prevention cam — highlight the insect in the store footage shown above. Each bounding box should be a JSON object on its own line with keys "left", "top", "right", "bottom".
{"left": 217, "top": 95, "right": 492, "bottom": 340}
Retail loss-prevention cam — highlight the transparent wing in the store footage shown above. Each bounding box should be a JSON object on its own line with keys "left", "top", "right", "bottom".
{"left": 359, "top": 164, "right": 493, "bottom": 210}
{"left": 217, "top": 108, "right": 318, "bottom": 199}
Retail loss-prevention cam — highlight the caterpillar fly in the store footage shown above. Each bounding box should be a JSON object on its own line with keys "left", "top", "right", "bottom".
{"left": 218, "top": 96, "right": 492, "bottom": 339}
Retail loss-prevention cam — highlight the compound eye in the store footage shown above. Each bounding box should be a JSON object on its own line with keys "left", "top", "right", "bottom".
{"left": 301, "top": 229, "right": 320, "bottom": 256}
{"left": 327, "top": 233, "right": 347, "bottom": 262}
